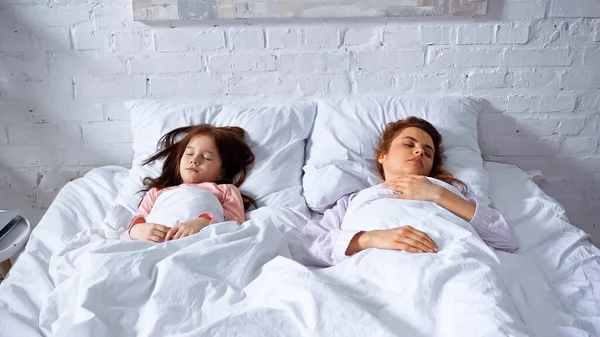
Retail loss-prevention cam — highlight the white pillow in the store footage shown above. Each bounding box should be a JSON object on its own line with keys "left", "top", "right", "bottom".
{"left": 114, "top": 100, "right": 316, "bottom": 218}
{"left": 303, "top": 95, "right": 490, "bottom": 212}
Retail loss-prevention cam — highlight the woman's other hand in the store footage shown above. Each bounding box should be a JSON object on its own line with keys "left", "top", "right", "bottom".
{"left": 346, "top": 226, "right": 438, "bottom": 255}
{"left": 383, "top": 174, "right": 443, "bottom": 203}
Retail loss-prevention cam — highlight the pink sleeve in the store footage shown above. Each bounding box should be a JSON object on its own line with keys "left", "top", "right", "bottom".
{"left": 468, "top": 198, "right": 519, "bottom": 253}
{"left": 120, "top": 188, "right": 158, "bottom": 240}
{"left": 220, "top": 186, "right": 245, "bottom": 225}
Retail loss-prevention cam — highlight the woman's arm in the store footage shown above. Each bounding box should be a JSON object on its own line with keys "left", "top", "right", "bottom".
{"left": 385, "top": 175, "right": 519, "bottom": 253}
{"left": 299, "top": 194, "right": 361, "bottom": 267}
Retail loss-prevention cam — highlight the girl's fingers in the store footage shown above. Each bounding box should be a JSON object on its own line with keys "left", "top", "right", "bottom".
{"left": 149, "top": 235, "right": 163, "bottom": 243}
{"left": 153, "top": 225, "right": 170, "bottom": 234}
{"left": 174, "top": 229, "right": 184, "bottom": 240}
{"left": 165, "top": 227, "right": 178, "bottom": 241}
{"left": 152, "top": 229, "right": 167, "bottom": 239}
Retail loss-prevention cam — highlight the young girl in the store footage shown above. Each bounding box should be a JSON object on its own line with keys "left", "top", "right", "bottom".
{"left": 121, "top": 124, "right": 256, "bottom": 242}
{"left": 301, "top": 116, "right": 519, "bottom": 267}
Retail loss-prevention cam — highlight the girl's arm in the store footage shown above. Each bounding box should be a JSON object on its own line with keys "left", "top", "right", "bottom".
{"left": 120, "top": 188, "right": 159, "bottom": 240}
{"left": 433, "top": 188, "right": 519, "bottom": 253}
{"left": 220, "top": 186, "right": 245, "bottom": 224}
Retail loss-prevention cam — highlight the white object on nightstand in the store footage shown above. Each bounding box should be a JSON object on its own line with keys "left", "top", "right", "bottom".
{"left": 0, "top": 211, "right": 31, "bottom": 278}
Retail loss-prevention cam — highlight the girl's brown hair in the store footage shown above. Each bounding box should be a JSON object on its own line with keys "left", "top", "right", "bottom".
{"left": 142, "top": 124, "right": 257, "bottom": 210}
{"left": 375, "top": 116, "right": 468, "bottom": 195}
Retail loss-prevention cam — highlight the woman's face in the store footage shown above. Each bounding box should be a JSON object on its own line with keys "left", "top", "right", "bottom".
{"left": 378, "top": 127, "right": 435, "bottom": 180}
{"left": 179, "top": 135, "right": 223, "bottom": 184}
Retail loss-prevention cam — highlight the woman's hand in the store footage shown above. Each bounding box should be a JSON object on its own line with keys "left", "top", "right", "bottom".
{"left": 346, "top": 226, "right": 438, "bottom": 255}
{"left": 165, "top": 218, "right": 211, "bottom": 241}
{"left": 383, "top": 174, "right": 443, "bottom": 203}
{"left": 130, "top": 223, "right": 170, "bottom": 242}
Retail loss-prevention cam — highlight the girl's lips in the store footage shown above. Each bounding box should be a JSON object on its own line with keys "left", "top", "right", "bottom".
{"left": 186, "top": 168, "right": 198, "bottom": 172}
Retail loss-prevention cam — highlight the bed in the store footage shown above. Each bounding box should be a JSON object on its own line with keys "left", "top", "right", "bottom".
{"left": 0, "top": 96, "right": 598, "bottom": 336}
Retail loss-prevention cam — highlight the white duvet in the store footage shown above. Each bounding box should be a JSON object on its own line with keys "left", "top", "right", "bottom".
{"left": 1, "top": 164, "right": 600, "bottom": 337}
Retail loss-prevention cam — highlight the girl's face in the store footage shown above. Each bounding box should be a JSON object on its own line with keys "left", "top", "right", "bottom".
{"left": 179, "top": 135, "right": 223, "bottom": 184}
{"left": 378, "top": 127, "right": 435, "bottom": 180}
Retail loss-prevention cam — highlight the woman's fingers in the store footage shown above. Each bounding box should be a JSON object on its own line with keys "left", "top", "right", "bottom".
{"left": 395, "top": 242, "right": 423, "bottom": 254}
{"left": 401, "top": 226, "right": 438, "bottom": 251}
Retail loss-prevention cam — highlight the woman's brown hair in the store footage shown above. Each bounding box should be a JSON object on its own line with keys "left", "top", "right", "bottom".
{"left": 142, "top": 124, "right": 257, "bottom": 210}
{"left": 375, "top": 116, "right": 468, "bottom": 195}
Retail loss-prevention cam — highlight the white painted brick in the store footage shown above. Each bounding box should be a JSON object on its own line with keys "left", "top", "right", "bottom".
{"left": 279, "top": 52, "right": 348, "bottom": 73}
{"left": 74, "top": 75, "right": 146, "bottom": 98}
{"left": 13, "top": 8, "right": 91, "bottom": 27}
{"left": 480, "top": 136, "right": 560, "bottom": 156}
{"left": 0, "top": 169, "right": 9, "bottom": 189}
{"left": 413, "top": 74, "right": 455, "bottom": 91}
{"left": 562, "top": 67, "right": 600, "bottom": 89}
{"left": 36, "top": 192, "right": 57, "bottom": 208}
{"left": 229, "top": 30, "right": 265, "bottom": 50}
{"left": 428, "top": 47, "right": 503, "bottom": 67}
{"left": 343, "top": 27, "right": 380, "bottom": 45}
{"left": 0, "top": 28, "right": 71, "bottom": 52}
{"left": 227, "top": 76, "right": 297, "bottom": 95}
{"left": 49, "top": 53, "right": 126, "bottom": 75}
{"left": 353, "top": 71, "right": 397, "bottom": 93}
{"left": 421, "top": 26, "right": 453, "bottom": 45}
{"left": 505, "top": 48, "right": 571, "bottom": 66}
{"left": 561, "top": 137, "right": 599, "bottom": 153}
{"left": 538, "top": 95, "right": 577, "bottom": 112}
{"left": 305, "top": 29, "right": 340, "bottom": 48}
{"left": 63, "top": 146, "right": 132, "bottom": 166}
{"left": 353, "top": 50, "right": 424, "bottom": 70}
{"left": 0, "top": 128, "right": 7, "bottom": 144}
{"left": 31, "top": 104, "right": 104, "bottom": 123}
{"left": 154, "top": 30, "right": 225, "bottom": 52}
{"left": 556, "top": 119, "right": 587, "bottom": 135}
{"left": 583, "top": 47, "right": 600, "bottom": 65}
{"left": 73, "top": 29, "right": 111, "bottom": 51}
{"left": 495, "top": 25, "right": 529, "bottom": 44}
{"left": 0, "top": 190, "right": 36, "bottom": 209}
{"left": 1, "top": 148, "right": 62, "bottom": 167}
{"left": 114, "top": 30, "right": 153, "bottom": 53}
{"left": 208, "top": 54, "right": 275, "bottom": 73}
{"left": 466, "top": 71, "right": 506, "bottom": 89}
{"left": 0, "top": 79, "right": 73, "bottom": 101}
{"left": 479, "top": 114, "right": 518, "bottom": 136}
{"left": 594, "top": 22, "right": 600, "bottom": 42}
{"left": 507, "top": 69, "right": 561, "bottom": 90}
{"left": 456, "top": 25, "right": 493, "bottom": 45}
{"left": 103, "top": 103, "right": 131, "bottom": 122}
{"left": 131, "top": 55, "right": 203, "bottom": 73}
{"left": 550, "top": 0, "right": 600, "bottom": 17}
{"left": 298, "top": 76, "right": 351, "bottom": 95}
{"left": 0, "top": 53, "right": 47, "bottom": 81}
{"left": 507, "top": 96, "right": 540, "bottom": 112}
{"left": 149, "top": 76, "right": 226, "bottom": 98}
{"left": 38, "top": 168, "right": 86, "bottom": 190}
{"left": 82, "top": 122, "right": 132, "bottom": 144}
{"left": 383, "top": 26, "right": 421, "bottom": 47}
{"left": 93, "top": 6, "right": 137, "bottom": 28}
{"left": 9, "top": 124, "right": 82, "bottom": 146}
{"left": 501, "top": 1, "right": 546, "bottom": 19}
{"left": 266, "top": 29, "right": 302, "bottom": 49}
{"left": 0, "top": 102, "right": 35, "bottom": 124}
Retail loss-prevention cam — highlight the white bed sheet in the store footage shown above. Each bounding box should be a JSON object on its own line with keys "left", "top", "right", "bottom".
{"left": 0, "top": 163, "right": 598, "bottom": 336}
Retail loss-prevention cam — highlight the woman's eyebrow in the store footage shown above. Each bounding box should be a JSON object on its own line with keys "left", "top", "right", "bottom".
{"left": 401, "top": 136, "right": 434, "bottom": 152}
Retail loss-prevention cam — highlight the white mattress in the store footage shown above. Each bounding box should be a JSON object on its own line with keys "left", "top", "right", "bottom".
{"left": 0, "top": 163, "right": 598, "bottom": 336}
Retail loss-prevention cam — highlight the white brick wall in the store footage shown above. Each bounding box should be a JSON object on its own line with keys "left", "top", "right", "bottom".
{"left": 0, "top": 0, "right": 599, "bottom": 239}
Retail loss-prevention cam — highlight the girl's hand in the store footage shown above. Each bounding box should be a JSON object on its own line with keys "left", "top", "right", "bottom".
{"left": 130, "top": 223, "right": 170, "bottom": 243}
{"left": 165, "top": 218, "right": 211, "bottom": 241}
{"left": 383, "top": 174, "right": 443, "bottom": 203}
{"left": 347, "top": 226, "right": 438, "bottom": 255}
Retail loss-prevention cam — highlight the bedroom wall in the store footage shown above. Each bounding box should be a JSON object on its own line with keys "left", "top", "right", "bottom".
{"left": 0, "top": 0, "right": 599, "bottom": 238}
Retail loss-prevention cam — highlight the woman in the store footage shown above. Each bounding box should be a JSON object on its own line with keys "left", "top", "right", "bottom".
{"left": 301, "top": 116, "right": 518, "bottom": 267}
